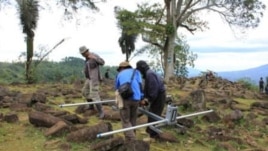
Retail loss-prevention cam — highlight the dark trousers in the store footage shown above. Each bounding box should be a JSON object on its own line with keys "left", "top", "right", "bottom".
{"left": 146, "top": 91, "right": 166, "bottom": 137}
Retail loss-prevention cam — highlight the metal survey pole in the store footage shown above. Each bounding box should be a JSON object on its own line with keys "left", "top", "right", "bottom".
{"left": 138, "top": 107, "right": 164, "bottom": 121}
{"left": 176, "top": 109, "right": 213, "bottom": 120}
{"left": 97, "top": 109, "right": 214, "bottom": 138}
{"left": 59, "top": 100, "right": 116, "bottom": 108}
{"left": 97, "top": 119, "right": 168, "bottom": 138}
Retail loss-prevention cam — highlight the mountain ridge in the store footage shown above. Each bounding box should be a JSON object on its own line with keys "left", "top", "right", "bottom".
{"left": 189, "top": 64, "right": 268, "bottom": 84}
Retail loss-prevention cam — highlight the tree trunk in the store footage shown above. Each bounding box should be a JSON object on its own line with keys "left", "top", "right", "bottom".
{"left": 26, "top": 36, "right": 34, "bottom": 84}
{"left": 163, "top": 0, "right": 176, "bottom": 83}
{"left": 164, "top": 33, "right": 176, "bottom": 82}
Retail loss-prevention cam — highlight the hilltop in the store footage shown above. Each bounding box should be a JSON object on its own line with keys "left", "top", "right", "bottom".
{"left": 0, "top": 75, "right": 267, "bottom": 151}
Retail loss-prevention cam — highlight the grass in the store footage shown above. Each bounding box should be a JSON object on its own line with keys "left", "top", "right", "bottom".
{"left": 233, "top": 98, "right": 256, "bottom": 110}
{"left": 1, "top": 83, "right": 268, "bottom": 151}
{"left": 0, "top": 112, "right": 47, "bottom": 151}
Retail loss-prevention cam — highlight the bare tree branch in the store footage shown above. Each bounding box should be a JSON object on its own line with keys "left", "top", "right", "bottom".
{"left": 35, "top": 38, "right": 69, "bottom": 66}
{"left": 142, "top": 36, "right": 164, "bottom": 50}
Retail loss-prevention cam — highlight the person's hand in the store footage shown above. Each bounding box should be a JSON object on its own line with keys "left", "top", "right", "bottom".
{"left": 140, "top": 98, "right": 149, "bottom": 106}
{"left": 87, "top": 53, "right": 97, "bottom": 60}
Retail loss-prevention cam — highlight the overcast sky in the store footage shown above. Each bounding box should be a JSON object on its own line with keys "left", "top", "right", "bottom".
{"left": 0, "top": 0, "right": 267, "bottom": 72}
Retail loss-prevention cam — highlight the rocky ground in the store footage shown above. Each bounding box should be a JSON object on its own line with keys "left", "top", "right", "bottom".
{"left": 0, "top": 76, "right": 267, "bottom": 151}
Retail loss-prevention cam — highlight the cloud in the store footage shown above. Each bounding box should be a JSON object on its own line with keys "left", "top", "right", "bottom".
{"left": 191, "top": 46, "right": 268, "bottom": 53}
{"left": 184, "top": 0, "right": 268, "bottom": 71}
{"left": 194, "top": 51, "right": 268, "bottom": 72}
{"left": 0, "top": 0, "right": 267, "bottom": 72}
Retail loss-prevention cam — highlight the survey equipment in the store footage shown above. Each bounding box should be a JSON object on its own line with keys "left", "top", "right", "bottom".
{"left": 59, "top": 100, "right": 213, "bottom": 138}
{"left": 97, "top": 104, "right": 213, "bottom": 138}
{"left": 59, "top": 100, "right": 116, "bottom": 108}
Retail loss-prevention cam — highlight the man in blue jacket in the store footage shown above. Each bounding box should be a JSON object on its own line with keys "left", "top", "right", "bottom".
{"left": 136, "top": 60, "right": 166, "bottom": 139}
{"left": 115, "top": 61, "right": 143, "bottom": 141}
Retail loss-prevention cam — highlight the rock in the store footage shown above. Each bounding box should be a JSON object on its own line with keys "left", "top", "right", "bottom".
{"left": 229, "top": 109, "right": 243, "bottom": 121}
{"left": 177, "top": 118, "right": 194, "bottom": 128}
{"left": 202, "top": 111, "right": 221, "bottom": 123}
{"left": 60, "top": 114, "right": 86, "bottom": 124}
{"left": 189, "top": 89, "right": 206, "bottom": 111}
{"left": 158, "top": 132, "right": 178, "bottom": 142}
{"left": 116, "top": 140, "right": 150, "bottom": 151}
{"left": 4, "top": 112, "right": 19, "bottom": 123}
{"left": 44, "top": 120, "right": 69, "bottom": 137}
{"left": 90, "top": 136, "right": 124, "bottom": 151}
{"left": 28, "top": 111, "right": 70, "bottom": 127}
{"left": 66, "top": 122, "right": 112, "bottom": 142}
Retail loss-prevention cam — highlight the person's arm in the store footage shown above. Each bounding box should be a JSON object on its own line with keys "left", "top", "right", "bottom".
{"left": 146, "top": 72, "right": 159, "bottom": 101}
{"left": 115, "top": 74, "right": 120, "bottom": 90}
{"left": 84, "top": 61, "right": 90, "bottom": 79}
{"left": 136, "top": 71, "right": 144, "bottom": 99}
{"left": 88, "top": 53, "right": 105, "bottom": 65}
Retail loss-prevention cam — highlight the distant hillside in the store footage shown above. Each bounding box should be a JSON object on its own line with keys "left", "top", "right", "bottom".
{"left": 0, "top": 57, "right": 118, "bottom": 84}
{"left": 217, "top": 64, "right": 268, "bottom": 84}
{"left": 189, "top": 64, "right": 268, "bottom": 84}
{"left": 188, "top": 68, "right": 201, "bottom": 77}
{"left": 1, "top": 59, "right": 267, "bottom": 85}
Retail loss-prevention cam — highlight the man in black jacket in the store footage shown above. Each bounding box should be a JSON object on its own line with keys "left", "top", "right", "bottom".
{"left": 136, "top": 60, "right": 166, "bottom": 138}
{"left": 259, "top": 77, "right": 264, "bottom": 93}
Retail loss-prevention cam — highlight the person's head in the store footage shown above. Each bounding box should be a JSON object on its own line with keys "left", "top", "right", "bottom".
{"left": 79, "top": 46, "right": 90, "bottom": 58}
{"left": 117, "top": 61, "right": 132, "bottom": 72}
{"left": 136, "top": 60, "right": 149, "bottom": 77}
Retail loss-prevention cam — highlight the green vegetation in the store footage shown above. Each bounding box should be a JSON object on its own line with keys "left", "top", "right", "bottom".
{"left": 1, "top": 0, "right": 104, "bottom": 84}
{"left": 0, "top": 112, "right": 47, "bottom": 151}
{"left": 114, "top": 0, "right": 266, "bottom": 82}
{"left": 0, "top": 57, "right": 118, "bottom": 84}
{"left": 237, "top": 77, "right": 258, "bottom": 91}
{"left": 0, "top": 82, "right": 267, "bottom": 151}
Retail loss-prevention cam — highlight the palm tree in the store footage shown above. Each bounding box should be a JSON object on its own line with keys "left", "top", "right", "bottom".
{"left": 16, "top": 0, "right": 39, "bottom": 84}
{"left": 115, "top": 7, "right": 138, "bottom": 62}
{"left": 118, "top": 33, "right": 137, "bottom": 61}
{"left": 2, "top": 0, "right": 103, "bottom": 83}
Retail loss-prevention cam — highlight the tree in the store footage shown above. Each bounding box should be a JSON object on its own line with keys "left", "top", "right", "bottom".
{"left": 130, "top": 35, "right": 197, "bottom": 78}
{"left": 1, "top": 0, "right": 105, "bottom": 83}
{"left": 115, "top": 0, "right": 266, "bottom": 82}
{"left": 16, "top": 0, "right": 39, "bottom": 84}
{"left": 118, "top": 32, "right": 138, "bottom": 62}
{"left": 173, "top": 37, "right": 197, "bottom": 77}
{"left": 115, "top": 7, "right": 138, "bottom": 62}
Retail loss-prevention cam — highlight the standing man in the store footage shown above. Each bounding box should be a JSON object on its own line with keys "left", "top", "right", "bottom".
{"left": 136, "top": 60, "right": 166, "bottom": 139}
{"left": 115, "top": 61, "right": 143, "bottom": 141}
{"left": 79, "top": 46, "right": 105, "bottom": 119}
{"left": 265, "top": 84, "right": 268, "bottom": 95}
{"left": 259, "top": 77, "right": 264, "bottom": 93}
{"left": 104, "top": 68, "right": 110, "bottom": 79}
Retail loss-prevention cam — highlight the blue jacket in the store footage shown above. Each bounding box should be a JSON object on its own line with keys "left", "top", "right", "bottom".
{"left": 115, "top": 68, "right": 143, "bottom": 101}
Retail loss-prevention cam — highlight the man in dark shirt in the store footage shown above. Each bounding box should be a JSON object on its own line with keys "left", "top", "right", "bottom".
{"left": 259, "top": 77, "right": 264, "bottom": 93}
{"left": 265, "top": 84, "right": 268, "bottom": 94}
{"left": 136, "top": 60, "right": 166, "bottom": 139}
{"left": 105, "top": 68, "right": 110, "bottom": 79}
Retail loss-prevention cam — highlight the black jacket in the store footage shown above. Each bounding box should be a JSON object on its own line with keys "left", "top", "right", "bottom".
{"left": 136, "top": 60, "right": 165, "bottom": 101}
{"left": 144, "top": 69, "right": 165, "bottom": 101}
